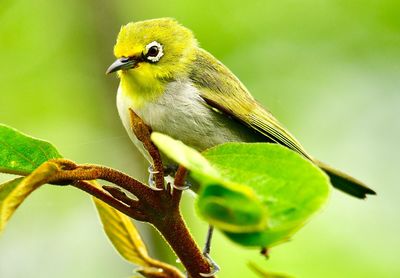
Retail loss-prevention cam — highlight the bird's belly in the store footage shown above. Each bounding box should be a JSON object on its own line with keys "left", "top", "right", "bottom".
{"left": 117, "top": 81, "right": 262, "bottom": 161}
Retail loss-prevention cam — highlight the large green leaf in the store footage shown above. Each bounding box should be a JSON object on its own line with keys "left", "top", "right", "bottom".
{"left": 0, "top": 124, "right": 62, "bottom": 175}
{"left": 0, "top": 161, "right": 61, "bottom": 232}
{"left": 203, "top": 143, "right": 330, "bottom": 247}
{"left": 151, "top": 133, "right": 330, "bottom": 247}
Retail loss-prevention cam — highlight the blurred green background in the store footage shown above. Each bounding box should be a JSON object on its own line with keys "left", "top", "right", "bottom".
{"left": 0, "top": 0, "right": 399, "bottom": 277}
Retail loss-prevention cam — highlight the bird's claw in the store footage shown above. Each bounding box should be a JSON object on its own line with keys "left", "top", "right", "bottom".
{"left": 173, "top": 180, "right": 192, "bottom": 191}
{"left": 199, "top": 253, "right": 220, "bottom": 277}
{"left": 147, "top": 165, "right": 163, "bottom": 191}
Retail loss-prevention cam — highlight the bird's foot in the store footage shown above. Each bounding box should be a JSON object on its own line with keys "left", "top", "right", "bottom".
{"left": 173, "top": 179, "right": 192, "bottom": 191}
{"left": 163, "top": 164, "right": 191, "bottom": 191}
{"left": 147, "top": 165, "right": 163, "bottom": 191}
{"left": 200, "top": 253, "right": 220, "bottom": 277}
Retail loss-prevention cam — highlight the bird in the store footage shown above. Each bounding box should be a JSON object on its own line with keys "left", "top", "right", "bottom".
{"left": 107, "top": 17, "right": 375, "bottom": 200}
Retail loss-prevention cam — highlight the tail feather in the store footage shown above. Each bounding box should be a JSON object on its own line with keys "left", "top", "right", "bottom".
{"left": 315, "top": 160, "right": 376, "bottom": 199}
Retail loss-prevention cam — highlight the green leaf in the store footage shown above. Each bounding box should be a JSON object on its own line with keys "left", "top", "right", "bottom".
{"left": 203, "top": 143, "right": 330, "bottom": 247}
{"left": 197, "top": 183, "right": 268, "bottom": 233}
{"left": 152, "top": 133, "right": 330, "bottom": 248}
{"left": 93, "top": 196, "right": 150, "bottom": 266}
{"left": 151, "top": 132, "right": 218, "bottom": 177}
{"left": 151, "top": 132, "right": 268, "bottom": 233}
{"left": 0, "top": 124, "right": 62, "bottom": 175}
{"left": 0, "top": 161, "right": 61, "bottom": 232}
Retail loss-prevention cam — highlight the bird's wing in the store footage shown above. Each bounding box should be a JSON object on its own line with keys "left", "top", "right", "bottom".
{"left": 189, "top": 48, "right": 311, "bottom": 159}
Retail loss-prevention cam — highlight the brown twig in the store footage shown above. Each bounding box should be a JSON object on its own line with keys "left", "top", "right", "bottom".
{"left": 154, "top": 211, "right": 211, "bottom": 277}
{"left": 72, "top": 180, "right": 147, "bottom": 221}
{"left": 46, "top": 111, "right": 214, "bottom": 278}
{"left": 171, "top": 166, "right": 187, "bottom": 207}
{"left": 129, "top": 109, "right": 165, "bottom": 190}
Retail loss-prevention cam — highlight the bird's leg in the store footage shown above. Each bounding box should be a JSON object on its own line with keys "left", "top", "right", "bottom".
{"left": 203, "top": 225, "right": 214, "bottom": 255}
{"left": 147, "top": 165, "right": 163, "bottom": 191}
{"left": 163, "top": 164, "right": 192, "bottom": 191}
{"left": 200, "top": 225, "right": 220, "bottom": 277}
{"left": 148, "top": 164, "right": 192, "bottom": 191}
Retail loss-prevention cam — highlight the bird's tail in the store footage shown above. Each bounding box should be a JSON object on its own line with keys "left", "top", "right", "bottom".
{"left": 315, "top": 160, "right": 376, "bottom": 199}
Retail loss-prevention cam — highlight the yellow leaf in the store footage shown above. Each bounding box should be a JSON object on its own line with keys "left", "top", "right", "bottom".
{"left": 0, "top": 161, "right": 61, "bottom": 232}
{"left": 93, "top": 196, "right": 150, "bottom": 266}
{"left": 93, "top": 195, "right": 184, "bottom": 278}
{"left": 248, "top": 262, "right": 293, "bottom": 278}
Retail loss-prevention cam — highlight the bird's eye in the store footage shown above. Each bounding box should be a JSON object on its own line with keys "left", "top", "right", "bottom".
{"left": 147, "top": 46, "right": 159, "bottom": 57}
{"left": 145, "top": 41, "right": 164, "bottom": 63}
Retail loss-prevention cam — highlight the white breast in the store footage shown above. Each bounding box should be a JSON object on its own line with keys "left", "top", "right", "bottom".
{"left": 117, "top": 80, "right": 257, "bottom": 162}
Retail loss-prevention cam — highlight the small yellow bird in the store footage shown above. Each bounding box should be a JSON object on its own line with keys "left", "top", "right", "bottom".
{"left": 107, "top": 18, "right": 375, "bottom": 199}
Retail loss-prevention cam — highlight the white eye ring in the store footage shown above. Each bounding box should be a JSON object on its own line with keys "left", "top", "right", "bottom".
{"left": 145, "top": 41, "right": 164, "bottom": 63}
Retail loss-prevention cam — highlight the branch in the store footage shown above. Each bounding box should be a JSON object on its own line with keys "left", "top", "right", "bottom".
{"left": 129, "top": 109, "right": 165, "bottom": 190}
{"left": 46, "top": 110, "right": 213, "bottom": 278}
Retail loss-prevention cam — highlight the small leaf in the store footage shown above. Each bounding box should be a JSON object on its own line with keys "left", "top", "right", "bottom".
{"left": 248, "top": 262, "right": 293, "bottom": 278}
{"left": 0, "top": 161, "right": 61, "bottom": 232}
{"left": 0, "top": 124, "right": 62, "bottom": 175}
{"left": 151, "top": 132, "right": 217, "bottom": 177}
{"left": 137, "top": 267, "right": 183, "bottom": 278}
{"left": 93, "top": 197, "right": 150, "bottom": 266}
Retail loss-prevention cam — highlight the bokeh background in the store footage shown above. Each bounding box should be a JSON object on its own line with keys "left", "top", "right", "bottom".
{"left": 1, "top": 0, "right": 399, "bottom": 277}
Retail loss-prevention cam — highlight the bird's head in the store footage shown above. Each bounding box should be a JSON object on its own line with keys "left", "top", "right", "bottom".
{"left": 107, "top": 18, "right": 198, "bottom": 92}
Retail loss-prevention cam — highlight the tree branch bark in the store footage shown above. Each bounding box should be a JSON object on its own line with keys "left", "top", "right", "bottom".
{"left": 46, "top": 110, "right": 214, "bottom": 278}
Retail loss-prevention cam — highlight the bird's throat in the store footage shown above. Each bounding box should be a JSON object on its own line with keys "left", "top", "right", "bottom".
{"left": 119, "top": 70, "right": 166, "bottom": 108}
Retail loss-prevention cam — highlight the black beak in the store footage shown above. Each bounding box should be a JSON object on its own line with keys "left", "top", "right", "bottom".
{"left": 106, "top": 57, "right": 139, "bottom": 74}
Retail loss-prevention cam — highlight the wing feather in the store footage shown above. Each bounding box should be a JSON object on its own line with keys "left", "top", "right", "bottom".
{"left": 189, "top": 48, "right": 311, "bottom": 159}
